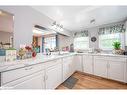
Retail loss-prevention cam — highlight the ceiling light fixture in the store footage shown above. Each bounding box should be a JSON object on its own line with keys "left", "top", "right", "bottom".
{"left": 51, "top": 21, "right": 64, "bottom": 32}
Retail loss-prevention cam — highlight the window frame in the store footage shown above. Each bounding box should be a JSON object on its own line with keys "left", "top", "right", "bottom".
{"left": 74, "top": 36, "right": 89, "bottom": 50}
{"left": 99, "top": 32, "right": 125, "bottom": 50}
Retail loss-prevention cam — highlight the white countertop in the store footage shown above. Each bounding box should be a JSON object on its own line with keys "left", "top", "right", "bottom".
{"left": 0, "top": 52, "right": 127, "bottom": 72}
{"left": 0, "top": 53, "right": 76, "bottom": 72}
{"left": 77, "top": 52, "right": 127, "bottom": 58}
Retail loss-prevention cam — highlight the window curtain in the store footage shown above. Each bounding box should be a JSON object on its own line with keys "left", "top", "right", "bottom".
{"left": 98, "top": 24, "right": 125, "bottom": 35}
{"left": 74, "top": 30, "right": 88, "bottom": 38}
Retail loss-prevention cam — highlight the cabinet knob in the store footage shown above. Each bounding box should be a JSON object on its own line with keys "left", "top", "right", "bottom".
{"left": 25, "top": 67, "right": 33, "bottom": 70}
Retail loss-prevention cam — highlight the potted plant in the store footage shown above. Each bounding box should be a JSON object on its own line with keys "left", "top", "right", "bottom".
{"left": 112, "top": 41, "right": 124, "bottom": 55}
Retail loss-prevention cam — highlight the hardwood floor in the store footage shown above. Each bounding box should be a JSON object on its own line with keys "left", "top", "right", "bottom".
{"left": 56, "top": 72, "right": 127, "bottom": 89}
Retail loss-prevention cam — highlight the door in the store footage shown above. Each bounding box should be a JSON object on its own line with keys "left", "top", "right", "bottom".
{"left": 94, "top": 57, "right": 108, "bottom": 78}
{"left": 83, "top": 55, "right": 93, "bottom": 74}
{"left": 13, "top": 71, "right": 45, "bottom": 89}
{"left": 108, "top": 61, "right": 125, "bottom": 82}
{"left": 45, "top": 63, "right": 62, "bottom": 89}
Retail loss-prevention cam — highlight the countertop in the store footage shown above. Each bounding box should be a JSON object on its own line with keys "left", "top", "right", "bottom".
{"left": 77, "top": 52, "right": 127, "bottom": 58}
{"left": 0, "top": 53, "right": 76, "bottom": 72}
{"left": 0, "top": 52, "right": 127, "bottom": 72}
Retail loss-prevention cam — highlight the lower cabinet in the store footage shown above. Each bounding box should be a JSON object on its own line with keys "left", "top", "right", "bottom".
{"left": 74, "top": 55, "right": 83, "bottom": 72}
{"left": 94, "top": 56, "right": 127, "bottom": 82}
{"left": 2, "top": 70, "right": 45, "bottom": 89}
{"left": 45, "top": 63, "right": 62, "bottom": 89}
{"left": 13, "top": 71, "right": 45, "bottom": 89}
{"left": 83, "top": 55, "right": 93, "bottom": 74}
{"left": 1, "top": 54, "right": 126, "bottom": 89}
{"left": 94, "top": 56, "right": 108, "bottom": 78}
{"left": 63, "top": 56, "right": 75, "bottom": 81}
{"left": 108, "top": 60, "right": 126, "bottom": 82}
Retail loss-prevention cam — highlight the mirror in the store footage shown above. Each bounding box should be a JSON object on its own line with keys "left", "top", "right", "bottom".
{"left": 0, "top": 9, "right": 14, "bottom": 49}
{"left": 32, "top": 25, "right": 58, "bottom": 53}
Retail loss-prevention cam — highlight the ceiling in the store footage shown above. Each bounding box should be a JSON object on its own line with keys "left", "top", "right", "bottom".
{"left": 32, "top": 6, "right": 127, "bottom": 32}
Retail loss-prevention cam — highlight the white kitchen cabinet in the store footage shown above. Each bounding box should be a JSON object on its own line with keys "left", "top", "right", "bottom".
{"left": 94, "top": 56, "right": 108, "bottom": 78}
{"left": 94, "top": 56, "right": 127, "bottom": 83}
{"left": 1, "top": 63, "right": 44, "bottom": 85}
{"left": 83, "top": 55, "right": 93, "bottom": 74}
{"left": 74, "top": 55, "right": 83, "bottom": 72}
{"left": 3, "top": 70, "right": 45, "bottom": 89}
{"left": 69, "top": 56, "right": 75, "bottom": 75}
{"left": 63, "top": 56, "right": 75, "bottom": 81}
{"left": 45, "top": 63, "right": 62, "bottom": 89}
{"left": 107, "top": 57, "right": 126, "bottom": 82}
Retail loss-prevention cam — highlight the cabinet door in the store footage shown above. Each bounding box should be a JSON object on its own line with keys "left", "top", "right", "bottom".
{"left": 83, "top": 55, "right": 93, "bottom": 74}
{"left": 45, "top": 63, "right": 62, "bottom": 89}
{"left": 63, "top": 60, "right": 70, "bottom": 81}
{"left": 74, "top": 55, "right": 83, "bottom": 72}
{"left": 94, "top": 57, "right": 108, "bottom": 78}
{"left": 69, "top": 56, "right": 75, "bottom": 75}
{"left": 13, "top": 71, "right": 45, "bottom": 89}
{"left": 108, "top": 61, "right": 125, "bottom": 82}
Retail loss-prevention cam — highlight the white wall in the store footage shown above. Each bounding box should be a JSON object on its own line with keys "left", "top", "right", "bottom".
{"left": 0, "top": 6, "right": 72, "bottom": 49}
{"left": 88, "top": 27, "right": 99, "bottom": 49}
{"left": 73, "top": 21, "right": 125, "bottom": 50}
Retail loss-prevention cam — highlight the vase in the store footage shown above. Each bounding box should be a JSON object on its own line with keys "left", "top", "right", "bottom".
{"left": 112, "top": 49, "right": 124, "bottom": 55}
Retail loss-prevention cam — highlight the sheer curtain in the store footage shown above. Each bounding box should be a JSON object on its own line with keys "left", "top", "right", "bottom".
{"left": 98, "top": 24, "right": 125, "bottom": 50}
{"left": 74, "top": 30, "right": 89, "bottom": 50}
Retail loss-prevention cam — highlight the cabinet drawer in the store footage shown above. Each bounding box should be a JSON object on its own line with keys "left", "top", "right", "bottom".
{"left": 44, "top": 59, "right": 62, "bottom": 68}
{"left": 2, "top": 70, "right": 45, "bottom": 89}
{"left": 94, "top": 56, "right": 107, "bottom": 60}
{"left": 63, "top": 56, "right": 73, "bottom": 63}
{"left": 1, "top": 63, "right": 44, "bottom": 85}
{"left": 107, "top": 57, "right": 126, "bottom": 62}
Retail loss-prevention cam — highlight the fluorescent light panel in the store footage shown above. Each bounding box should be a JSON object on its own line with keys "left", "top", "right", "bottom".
{"left": 33, "top": 28, "right": 56, "bottom": 35}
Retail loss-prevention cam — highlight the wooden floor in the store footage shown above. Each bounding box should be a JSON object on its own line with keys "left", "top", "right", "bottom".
{"left": 56, "top": 72, "right": 127, "bottom": 89}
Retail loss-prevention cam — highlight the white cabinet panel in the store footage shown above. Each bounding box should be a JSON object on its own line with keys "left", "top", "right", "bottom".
{"left": 2, "top": 63, "right": 44, "bottom": 85}
{"left": 94, "top": 57, "right": 108, "bottom": 78}
{"left": 74, "top": 55, "right": 83, "bottom": 72}
{"left": 63, "top": 60, "right": 70, "bottom": 81}
{"left": 63, "top": 56, "right": 75, "bottom": 81}
{"left": 83, "top": 55, "right": 93, "bottom": 74}
{"left": 45, "top": 63, "right": 62, "bottom": 89}
{"left": 13, "top": 71, "right": 45, "bottom": 89}
{"left": 108, "top": 61, "right": 126, "bottom": 82}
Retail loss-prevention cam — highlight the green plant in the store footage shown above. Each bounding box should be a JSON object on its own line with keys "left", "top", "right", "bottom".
{"left": 112, "top": 41, "right": 121, "bottom": 50}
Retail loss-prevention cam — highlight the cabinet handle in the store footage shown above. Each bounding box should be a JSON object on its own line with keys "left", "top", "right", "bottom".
{"left": 108, "top": 64, "right": 110, "bottom": 68}
{"left": 107, "top": 64, "right": 110, "bottom": 68}
{"left": 25, "top": 67, "right": 33, "bottom": 70}
{"left": 43, "top": 76, "right": 45, "bottom": 81}
{"left": 45, "top": 75, "right": 48, "bottom": 80}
